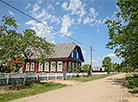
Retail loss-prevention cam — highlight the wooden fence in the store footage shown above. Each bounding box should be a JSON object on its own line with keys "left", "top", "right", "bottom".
{"left": 0, "top": 73, "right": 88, "bottom": 85}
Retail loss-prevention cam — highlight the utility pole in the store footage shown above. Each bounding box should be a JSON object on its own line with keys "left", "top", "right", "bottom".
{"left": 90, "top": 45, "right": 92, "bottom": 72}
{"left": 90, "top": 45, "right": 94, "bottom": 75}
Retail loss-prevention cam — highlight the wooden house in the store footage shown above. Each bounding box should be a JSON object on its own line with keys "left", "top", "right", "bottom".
{"left": 92, "top": 67, "right": 105, "bottom": 72}
{"left": 24, "top": 42, "right": 84, "bottom": 73}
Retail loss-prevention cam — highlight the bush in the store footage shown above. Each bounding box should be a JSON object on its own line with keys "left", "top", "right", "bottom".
{"left": 76, "top": 74, "right": 79, "bottom": 77}
{"left": 133, "top": 74, "right": 138, "bottom": 78}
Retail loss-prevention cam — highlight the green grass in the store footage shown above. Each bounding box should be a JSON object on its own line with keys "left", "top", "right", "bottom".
{"left": 67, "top": 73, "right": 118, "bottom": 82}
{"left": 0, "top": 82, "right": 66, "bottom": 102}
{"left": 126, "top": 74, "right": 138, "bottom": 94}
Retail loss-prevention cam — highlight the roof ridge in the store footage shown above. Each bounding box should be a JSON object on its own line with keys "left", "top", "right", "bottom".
{"left": 55, "top": 42, "right": 76, "bottom": 45}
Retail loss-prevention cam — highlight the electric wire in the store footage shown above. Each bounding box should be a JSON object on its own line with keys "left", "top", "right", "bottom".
{"left": 0, "top": 0, "right": 103, "bottom": 59}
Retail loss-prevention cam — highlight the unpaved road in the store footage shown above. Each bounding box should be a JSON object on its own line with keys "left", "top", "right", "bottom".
{"left": 11, "top": 73, "right": 138, "bottom": 102}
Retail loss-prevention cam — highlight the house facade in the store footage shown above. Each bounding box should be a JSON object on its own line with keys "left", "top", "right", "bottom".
{"left": 24, "top": 42, "right": 84, "bottom": 73}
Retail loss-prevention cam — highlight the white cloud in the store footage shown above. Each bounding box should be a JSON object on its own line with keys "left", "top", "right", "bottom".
{"left": 51, "top": 40, "right": 55, "bottom": 44}
{"left": 61, "top": 15, "right": 74, "bottom": 36}
{"left": 83, "top": 7, "right": 97, "bottom": 25}
{"left": 97, "top": 57, "right": 101, "bottom": 60}
{"left": 103, "top": 54, "right": 116, "bottom": 58}
{"left": 38, "top": 0, "right": 42, "bottom": 4}
{"left": 8, "top": 10, "right": 14, "bottom": 16}
{"left": 47, "top": 4, "right": 54, "bottom": 11}
{"left": 102, "top": 18, "right": 107, "bottom": 24}
{"left": 26, "top": 3, "right": 31, "bottom": 9}
{"left": 51, "top": 15, "right": 60, "bottom": 24}
{"left": 35, "top": 9, "right": 46, "bottom": 19}
{"left": 56, "top": 2, "right": 60, "bottom": 5}
{"left": 97, "top": 29, "right": 99, "bottom": 32}
{"left": 83, "top": 17, "right": 90, "bottom": 24}
{"left": 33, "top": 3, "right": 40, "bottom": 12}
{"left": 62, "top": 2, "right": 68, "bottom": 10}
{"left": 107, "top": 54, "right": 116, "bottom": 57}
{"left": 25, "top": 20, "right": 55, "bottom": 42}
{"left": 62, "top": 0, "right": 86, "bottom": 24}
{"left": 92, "top": 59, "right": 97, "bottom": 62}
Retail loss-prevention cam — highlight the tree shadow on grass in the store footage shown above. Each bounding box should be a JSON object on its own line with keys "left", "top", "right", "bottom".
{"left": 106, "top": 77, "right": 129, "bottom": 88}
{"left": 106, "top": 76, "right": 138, "bottom": 94}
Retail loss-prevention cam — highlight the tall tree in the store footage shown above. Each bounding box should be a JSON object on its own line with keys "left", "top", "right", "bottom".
{"left": 105, "top": 0, "right": 138, "bottom": 70}
{"left": 102, "top": 56, "right": 112, "bottom": 74}
{"left": 0, "top": 15, "right": 54, "bottom": 72}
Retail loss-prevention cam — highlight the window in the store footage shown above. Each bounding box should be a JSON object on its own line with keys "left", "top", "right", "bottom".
{"left": 57, "top": 61, "right": 62, "bottom": 71}
{"left": 68, "top": 61, "right": 71, "bottom": 72}
{"left": 51, "top": 61, "right": 56, "bottom": 71}
{"left": 26, "top": 62, "right": 30, "bottom": 71}
{"left": 30, "top": 62, "right": 35, "bottom": 71}
{"left": 77, "top": 52, "right": 79, "bottom": 59}
{"left": 72, "top": 62, "right": 74, "bottom": 70}
{"left": 76, "top": 48, "right": 77, "bottom": 52}
{"left": 71, "top": 52, "right": 73, "bottom": 57}
{"left": 39, "top": 62, "right": 43, "bottom": 71}
{"left": 44, "top": 62, "right": 49, "bottom": 71}
{"left": 76, "top": 63, "right": 78, "bottom": 69}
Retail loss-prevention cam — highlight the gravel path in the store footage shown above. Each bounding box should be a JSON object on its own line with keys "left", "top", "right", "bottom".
{"left": 11, "top": 73, "right": 138, "bottom": 102}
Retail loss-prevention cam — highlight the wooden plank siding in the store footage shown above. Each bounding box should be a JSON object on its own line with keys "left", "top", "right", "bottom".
{"left": 24, "top": 59, "right": 81, "bottom": 73}
{"left": 23, "top": 42, "right": 84, "bottom": 73}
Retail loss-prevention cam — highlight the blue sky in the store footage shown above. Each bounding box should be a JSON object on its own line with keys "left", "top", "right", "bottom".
{"left": 0, "top": 0, "right": 122, "bottom": 67}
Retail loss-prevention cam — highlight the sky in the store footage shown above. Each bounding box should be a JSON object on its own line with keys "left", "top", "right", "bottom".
{"left": 0, "top": 0, "right": 122, "bottom": 67}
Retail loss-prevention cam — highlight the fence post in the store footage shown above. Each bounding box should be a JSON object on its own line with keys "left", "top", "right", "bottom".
{"left": 47, "top": 74, "right": 49, "bottom": 81}
{"left": 24, "top": 73, "right": 26, "bottom": 84}
{"left": 55, "top": 74, "right": 57, "bottom": 80}
{"left": 7, "top": 73, "right": 9, "bottom": 85}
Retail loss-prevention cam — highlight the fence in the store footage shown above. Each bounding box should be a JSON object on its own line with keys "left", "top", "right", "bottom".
{"left": 0, "top": 73, "right": 88, "bottom": 85}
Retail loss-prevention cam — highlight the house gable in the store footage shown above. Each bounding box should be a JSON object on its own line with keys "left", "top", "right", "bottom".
{"left": 68, "top": 46, "right": 84, "bottom": 62}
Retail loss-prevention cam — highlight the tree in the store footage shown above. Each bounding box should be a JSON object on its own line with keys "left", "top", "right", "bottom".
{"left": 102, "top": 56, "right": 112, "bottom": 74}
{"left": 114, "top": 63, "right": 121, "bottom": 72}
{"left": 0, "top": 15, "right": 54, "bottom": 72}
{"left": 105, "top": 0, "right": 138, "bottom": 71}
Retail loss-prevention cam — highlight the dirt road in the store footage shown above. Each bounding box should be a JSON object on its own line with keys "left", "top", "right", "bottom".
{"left": 11, "top": 73, "right": 138, "bottom": 102}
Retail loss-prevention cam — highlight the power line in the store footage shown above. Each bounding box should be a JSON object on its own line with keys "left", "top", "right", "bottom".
{"left": 0, "top": 0, "right": 103, "bottom": 59}
{"left": 0, "top": 0, "right": 90, "bottom": 48}
{"left": 95, "top": 50, "right": 103, "bottom": 58}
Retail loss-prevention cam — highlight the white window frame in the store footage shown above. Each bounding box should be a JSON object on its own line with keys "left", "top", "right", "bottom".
{"left": 71, "top": 52, "right": 73, "bottom": 57}
{"left": 77, "top": 52, "right": 79, "bottom": 59}
{"left": 57, "top": 61, "right": 62, "bottom": 71}
{"left": 26, "top": 62, "right": 30, "bottom": 71}
{"left": 39, "top": 62, "right": 43, "bottom": 71}
{"left": 30, "top": 62, "right": 35, "bottom": 71}
{"left": 51, "top": 61, "right": 56, "bottom": 71}
{"left": 44, "top": 62, "right": 49, "bottom": 71}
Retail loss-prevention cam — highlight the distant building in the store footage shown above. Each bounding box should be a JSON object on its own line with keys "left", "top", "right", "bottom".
{"left": 24, "top": 42, "right": 84, "bottom": 73}
{"left": 92, "top": 67, "right": 105, "bottom": 72}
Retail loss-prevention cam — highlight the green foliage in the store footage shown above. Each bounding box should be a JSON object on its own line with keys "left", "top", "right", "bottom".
{"left": 0, "top": 82, "right": 66, "bottom": 101}
{"left": 80, "top": 64, "right": 89, "bottom": 72}
{"left": 73, "top": 68, "right": 80, "bottom": 73}
{"left": 102, "top": 56, "right": 112, "bottom": 73}
{"left": 0, "top": 15, "right": 54, "bottom": 72}
{"left": 67, "top": 73, "right": 118, "bottom": 82}
{"left": 105, "top": 0, "right": 138, "bottom": 70}
{"left": 126, "top": 74, "right": 138, "bottom": 94}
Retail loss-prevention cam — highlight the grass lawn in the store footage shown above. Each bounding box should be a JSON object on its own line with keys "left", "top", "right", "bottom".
{"left": 126, "top": 74, "right": 138, "bottom": 95}
{"left": 67, "top": 73, "right": 118, "bottom": 82}
{"left": 0, "top": 82, "right": 66, "bottom": 102}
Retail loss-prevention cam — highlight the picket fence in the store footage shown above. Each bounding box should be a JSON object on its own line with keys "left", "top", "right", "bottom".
{"left": 0, "top": 73, "right": 88, "bottom": 85}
